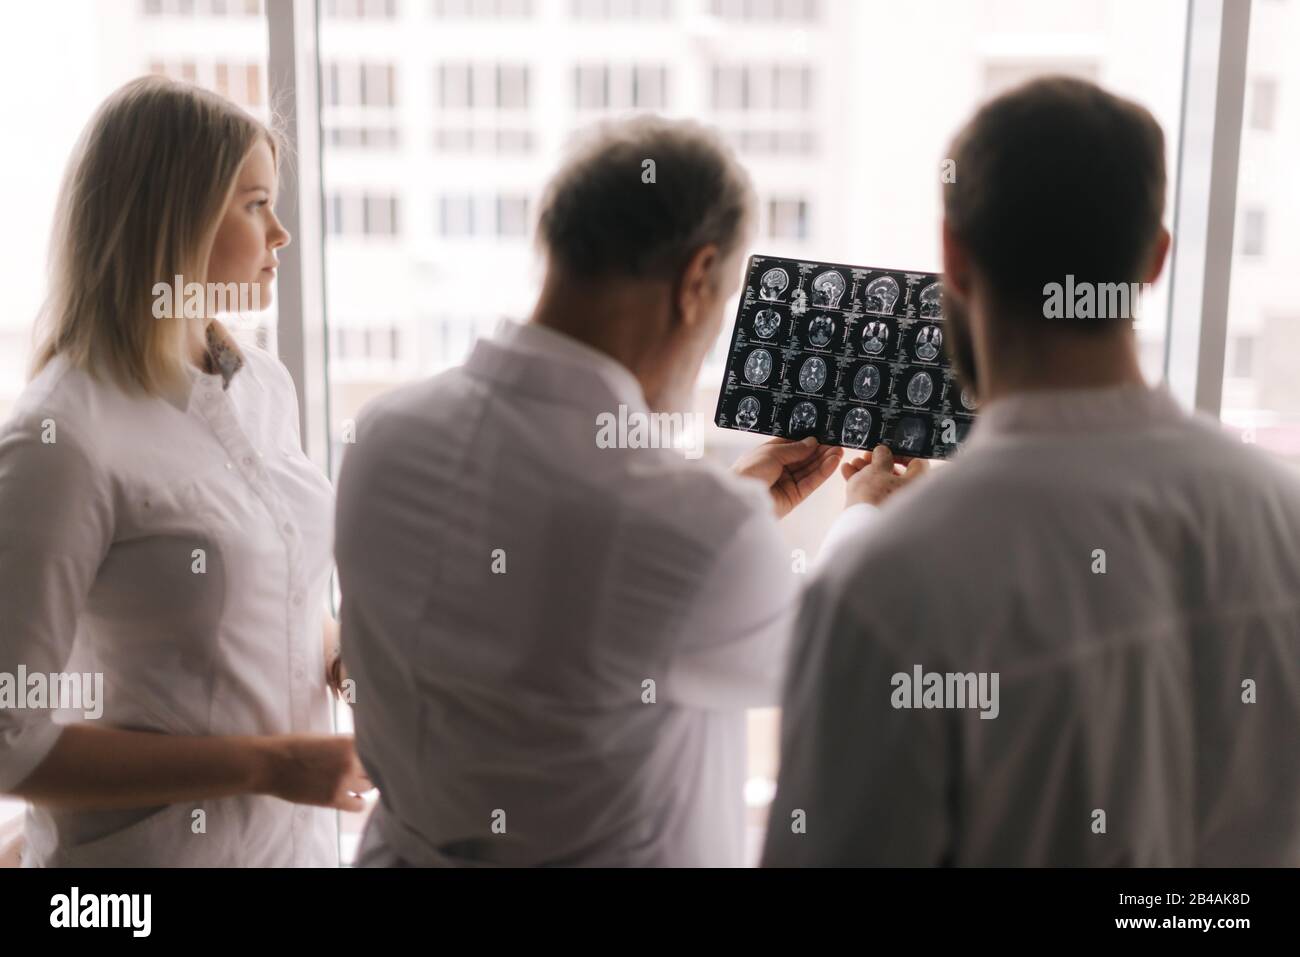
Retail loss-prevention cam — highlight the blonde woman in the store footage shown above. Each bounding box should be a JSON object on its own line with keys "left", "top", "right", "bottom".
{"left": 0, "top": 76, "right": 368, "bottom": 866}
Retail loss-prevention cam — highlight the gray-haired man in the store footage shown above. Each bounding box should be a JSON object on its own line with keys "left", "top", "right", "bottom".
{"left": 335, "top": 116, "right": 922, "bottom": 866}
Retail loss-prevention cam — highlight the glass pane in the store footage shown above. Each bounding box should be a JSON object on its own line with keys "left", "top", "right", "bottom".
{"left": 317, "top": 0, "right": 1189, "bottom": 864}
{"left": 1222, "top": 0, "right": 1300, "bottom": 464}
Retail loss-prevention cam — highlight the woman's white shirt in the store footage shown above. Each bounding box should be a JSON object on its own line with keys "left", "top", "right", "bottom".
{"left": 0, "top": 330, "right": 338, "bottom": 866}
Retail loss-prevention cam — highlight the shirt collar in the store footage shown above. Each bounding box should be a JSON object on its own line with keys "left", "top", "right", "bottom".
{"left": 479, "top": 319, "right": 650, "bottom": 413}
{"left": 964, "top": 380, "right": 1186, "bottom": 448}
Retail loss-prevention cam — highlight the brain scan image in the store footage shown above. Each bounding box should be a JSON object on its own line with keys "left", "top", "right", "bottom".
{"left": 864, "top": 276, "right": 900, "bottom": 315}
{"left": 906, "top": 370, "right": 934, "bottom": 406}
{"left": 719, "top": 260, "right": 969, "bottom": 460}
{"left": 852, "top": 363, "right": 882, "bottom": 400}
{"left": 798, "top": 356, "right": 827, "bottom": 393}
{"left": 811, "top": 270, "right": 846, "bottom": 308}
{"left": 919, "top": 281, "right": 942, "bottom": 318}
{"left": 841, "top": 407, "right": 872, "bottom": 448}
{"left": 788, "top": 401, "right": 818, "bottom": 436}
{"left": 790, "top": 288, "right": 809, "bottom": 316}
{"left": 897, "top": 415, "right": 928, "bottom": 454}
{"left": 759, "top": 268, "right": 789, "bottom": 301}
{"left": 915, "top": 324, "right": 943, "bottom": 361}
{"left": 862, "top": 320, "right": 890, "bottom": 355}
{"left": 807, "top": 315, "right": 836, "bottom": 348}
{"left": 752, "top": 309, "right": 781, "bottom": 339}
{"left": 743, "top": 348, "right": 773, "bottom": 385}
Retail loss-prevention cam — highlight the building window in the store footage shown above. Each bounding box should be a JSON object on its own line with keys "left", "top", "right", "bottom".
{"left": 143, "top": 0, "right": 262, "bottom": 15}
{"left": 730, "top": 128, "right": 815, "bottom": 155}
{"left": 327, "top": 193, "right": 402, "bottom": 237}
{"left": 571, "top": 0, "right": 672, "bottom": 19}
{"left": 326, "top": 126, "right": 401, "bottom": 149}
{"left": 633, "top": 65, "right": 666, "bottom": 109}
{"left": 708, "top": 0, "right": 819, "bottom": 20}
{"left": 331, "top": 323, "right": 402, "bottom": 363}
{"left": 1231, "top": 334, "right": 1256, "bottom": 379}
{"left": 574, "top": 64, "right": 668, "bottom": 110}
{"left": 1241, "top": 208, "right": 1267, "bottom": 257}
{"left": 435, "top": 0, "right": 534, "bottom": 16}
{"left": 498, "top": 64, "right": 530, "bottom": 109}
{"left": 982, "top": 60, "right": 1100, "bottom": 101}
{"left": 1249, "top": 76, "right": 1277, "bottom": 131}
{"left": 438, "top": 195, "right": 531, "bottom": 237}
{"left": 439, "top": 195, "right": 477, "bottom": 237}
{"left": 324, "top": 0, "right": 397, "bottom": 17}
{"left": 432, "top": 128, "right": 534, "bottom": 153}
{"left": 496, "top": 196, "right": 530, "bottom": 237}
{"left": 767, "top": 198, "right": 808, "bottom": 240}
{"left": 711, "top": 64, "right": 811, "bottom": 111}
{"left": 150, "top": 59, "right": 262, "bottom": 108}
{"left": 325, "top": 61, "right": 398, "bottom": 108}
{"left": 574, "top": 65, "right": 608, "bottom": 109}
{"left": 437, "top": 62, "right": 532, "bottom": 109}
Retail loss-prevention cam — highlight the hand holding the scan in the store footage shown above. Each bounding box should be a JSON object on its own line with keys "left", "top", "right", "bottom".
{"left": 841, "top": 443, "right": 929, "bottom": 508}
{"left": 732, "top": 436, "right": 844, "bottom": 519}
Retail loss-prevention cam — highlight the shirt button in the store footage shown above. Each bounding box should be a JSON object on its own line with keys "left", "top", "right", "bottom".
{"left": 225, "top": 462, "right": 234, "bottom": 470}
{"left": 294, "top": 668, "right": 305, "bottom": 680}
{"left": 292, "top": 592, "right": 304, "bottom": 606}
{"left": 283, "top": 522, "right": 293, "bottom": 534}
{"left": 242, "top": 456, "right": 253, "bottom": 466}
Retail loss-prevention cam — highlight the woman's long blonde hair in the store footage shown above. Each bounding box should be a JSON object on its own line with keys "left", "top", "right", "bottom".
{"left": 32, "top": 75, "right": 283, "bottom": 395}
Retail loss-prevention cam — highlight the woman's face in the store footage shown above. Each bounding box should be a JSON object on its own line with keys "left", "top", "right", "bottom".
{"left": 207, "top": 139, "right": 290, "bottom": 308}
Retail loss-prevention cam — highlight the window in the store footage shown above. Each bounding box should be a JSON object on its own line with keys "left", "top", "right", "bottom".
{"left": 711, "top": 63, "right": 812, "bottom": 111}
{"left": 496, "top": 195, "right": 530, "bottom": 237}
{"left": 1249, "top": 76, "right": 1277, "bottom": 131}
{"left": 729, "top": 128, "right": 815, "bottom": 155}
{"left": 708, "top": 0, "right": 820, "bottom": 20}
{"left": 767, "top": 197, "right": 808, "bottom": 240}
{"left": 433, "top": 127, "right": 534, "bottom": 153}
{"left": 438, "top": 62, "right": 531, "bottom": 109}
{"left": 326, "top": 125, "right": 400, "bottom": 148}
{"left": 574, "top": 64, "right": 667, "bottom": 110}
{"left": 331, "top": 322, "right": 402, "bottom": 363}
{"left": 213, "top": 60, "right": 263, "bottom": 106}
{"left": 438, "top": 194, "right": 476, "bottom": 236}
{"left": 327, "top": 192, "right": 401, "bottom": 237}
{"left": 983, "top": 59, "right": 1100, "bottom": 100}
{"left": 437, "top": 194, "right": 530, "bottom": 237}
{"left": 1230, "top": 335, "right": 1256, "bottom": 379}
{"left": 325, "top": 61, "right": 397, "bottom": 107}
{"left": 498, "top": 64, "right": 530, "bottom": 109}
{"left": 1241, "top": 208, "right": 1267, "bottom": 257}
{"left": 572, "top": 0, "right": 671, "bottom": 19}
{"left": 1220, "top": 1, "right": 1300, "bottom": 460}
{"left": 435, "top": 0, "right": 534, "bottom": 16}
{"left": 144, "top": 0, "right": 263, "bottom": 15}
{"left": 324, "top": 0, "right": 397, "bottom": 17}
{"left": 309, "top": 0, "right": 1194, "bottom": 866}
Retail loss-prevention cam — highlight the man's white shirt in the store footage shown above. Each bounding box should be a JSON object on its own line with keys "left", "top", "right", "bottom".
{"left": 335, "top": 320, "right": 870, "bottom": 866}
{"left": 764, "top": 382, "right": 1300, "bottom": 866}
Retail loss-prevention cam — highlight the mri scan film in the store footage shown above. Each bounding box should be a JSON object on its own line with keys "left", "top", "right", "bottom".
{"left": 714, "top": 254, "right": 976, "bottom": 459}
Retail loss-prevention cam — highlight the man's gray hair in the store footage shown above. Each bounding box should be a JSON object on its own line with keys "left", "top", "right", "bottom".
{"left": 536, "top": 115, "right": 756, "bottom": 280}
